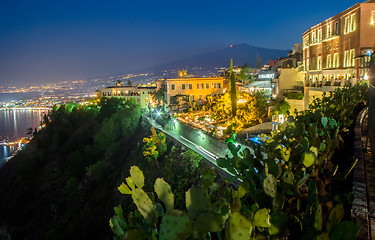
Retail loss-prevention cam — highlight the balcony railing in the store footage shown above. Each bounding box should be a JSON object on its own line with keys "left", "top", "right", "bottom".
{"left": 305, "top": 78, "right": 355, "bottom": 88}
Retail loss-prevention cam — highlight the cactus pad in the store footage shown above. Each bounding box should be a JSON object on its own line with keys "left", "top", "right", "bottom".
{"left": 211, "top": 199, "right": 230, "bottom": 221}
{"left": 126, "top": 177, "right": 135, "bottom": 190}
{"left": 130, "top": 165, "right": 145, "bottom": 189}
{"left": 329, "top": 221, "right": 359, "bottom": 240}
{"left": 226, "top": 211, "right": 253, "bottom": 240}
{"left": 252, "top": 208, "right": 271, "bottom": 228}
{"left": 154, "top": 178, "right": 174, "bottom": 212}
{"left": 131, "top": 188, "right": 157, "bottom": 224}
{"left": 186, "top": 186, "right": 209, "bottom": 218}
{"left": 195, "top": 212, "right": 225, "bottom": 232}
{"left": 302, "top": 151, "right": 317, "bottom": 168}
{"left": 282, "top": 171, "right": 294, "bottom": 185}
{"left": 159, "top": 210, "right": 191, "bottom": 240}
{"left": 263, "top": 174, "right": 277, "bottom": 198}
{"left": 316, "top": 233, "right": 329, "bottom": 240}
{"left": 109, "top": 216, "right": 125, "bottom": 236}
{"left": 238, "top": 182, "right": 250, "bottom": 199}
{"left": 118, "top": 182, "right": 132, "bottom": 195}
{"left": 327, "top": 203, "right": 344, "bottom": 231}
{"left": 314, "top": 204, "right": 322, "bottom": 231}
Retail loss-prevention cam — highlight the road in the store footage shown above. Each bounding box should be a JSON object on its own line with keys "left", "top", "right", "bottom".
{"left": 144, "top": 115, "right": 243, "bottom": 183}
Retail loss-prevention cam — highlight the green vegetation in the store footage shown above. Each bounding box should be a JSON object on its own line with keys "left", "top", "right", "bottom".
{"left": 271, "top": 98, "right": 291, "bottom": 115}
{"left": 0, "top": 98, "right": 146, "bottom": 239}
{"left": 111, "top": 83, "right": 367, "bottom": 239}
{"left": 283, "top": 92, "right": 304, "bottom": 100}
{"left": 229, "top": 65, "right": 237, "bottom": 117}
{"left": 202, "top": 91, "right": 267, "bottom": 134}
{"left": 142, "top": 127, "right": 167, "bottom": 167}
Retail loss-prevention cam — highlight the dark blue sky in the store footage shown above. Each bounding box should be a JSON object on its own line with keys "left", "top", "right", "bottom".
{"left": 0, "top": 0, "right": 358, "bottom": 87}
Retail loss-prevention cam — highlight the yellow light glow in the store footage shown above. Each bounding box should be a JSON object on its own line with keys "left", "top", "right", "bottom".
{"left": 364, "top": 73, "right": 369, "bottom": 80}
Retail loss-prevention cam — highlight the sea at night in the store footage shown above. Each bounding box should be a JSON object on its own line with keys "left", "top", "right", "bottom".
{"left": 0, "top": 107, "right": 49, "bottom": 164}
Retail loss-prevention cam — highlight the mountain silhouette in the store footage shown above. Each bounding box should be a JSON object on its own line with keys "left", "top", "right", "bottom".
{"left": 151, "top": 43, "right": 290, "bottom": 72}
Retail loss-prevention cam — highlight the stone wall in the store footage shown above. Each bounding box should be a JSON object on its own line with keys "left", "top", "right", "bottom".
{"left": 369, "top": 77, "right": 375, "bottom": 158}
{"left": 286, "top": 98, "right": 305, "bottom": 112}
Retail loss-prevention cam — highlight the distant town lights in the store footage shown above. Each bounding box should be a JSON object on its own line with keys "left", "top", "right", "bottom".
{"left": 258, "top": 73, "right": 275, "bottom": 79}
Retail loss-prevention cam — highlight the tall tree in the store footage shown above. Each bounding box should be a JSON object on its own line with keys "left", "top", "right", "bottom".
{"left": 230, "top": 69, "right": 237, "bottom": 117}
{"left": 154, "top": 88, "right": 165, "bottom": 106}
{"left": 256, "top": 54, "right": 262, "bottom": 69}
{"left": 228, "top": 58, "right": 233, "bottom": 92}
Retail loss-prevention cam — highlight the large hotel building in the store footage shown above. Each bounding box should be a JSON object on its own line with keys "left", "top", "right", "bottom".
{"left": 302, "top": 0, "right": 375, "bottom": 106}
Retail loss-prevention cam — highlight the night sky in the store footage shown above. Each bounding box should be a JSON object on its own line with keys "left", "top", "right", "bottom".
{"left": 0, "top": 0, "right": 359, "bottom": 87}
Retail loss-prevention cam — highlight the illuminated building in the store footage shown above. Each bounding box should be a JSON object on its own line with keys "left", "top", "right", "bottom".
{"left": 272, "top": 43, "right": 304, "bottom": 96}
{"left": 163, "top": 70, "right": 225, "bottom": 106}
{"left": 100, "top": 80, "right": 156, "bottom": 109}
{"left": 302, "top": 0, "right": 375, "bottom": 107}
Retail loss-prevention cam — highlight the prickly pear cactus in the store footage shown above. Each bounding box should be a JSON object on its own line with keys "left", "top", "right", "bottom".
{"left": 109, "top": 215, "right": 125, "bottom": 236}
{"left": 118, "top": 182, "right": 132, "bottom": 194}
{"left": 130, "top": 165, "right": 145, "bottom": 189}
{"left": 282, "top": 170, "right": 294, "bottom": 185}
{"left": 314, "top": 204, "right": 322, "bottom": 231}
{"left": 186, "top": 186, "right": 210, "bottom": 218}
{"left": 252, "top": 208, "right": 271, "bottom": 228}
{"left": 329, "top": 221, "right": 359, "bottom": 240}
{"left": 263, "top": 174, "right": 277, "bottom": 198}
{"left": 154, "top": 178, "right": 174, "bottom": 212}
{"left": 226, "top": 211, "right": 253, "bottom": 240}
{"left": 195, "top": 212, "right": 226, "bottom": 232}
{"left": 302, "top": 150, "right": 317, "bottom": 168}
{"left": 131, "top": 188, "right": 157, "bottom": 224}
{"left": 126, "top": 176, "right": 135, "bottom": 189}
{"left": 159, "top": 210, "right": 192, "bottom": 240}
{"left": 211, "top": 199, "right": 230, "bottom": 221}
{"left": 327, "top": 203, "right": 344, "bottom": 232}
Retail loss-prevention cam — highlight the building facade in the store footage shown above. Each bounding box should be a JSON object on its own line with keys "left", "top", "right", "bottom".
{"left": 302, "top": 0, "right": 375, "bottom": 107}
{"left": 100, "top": 81, "right": 156, "bottom": 109}
{"left": 164, "top": 77, "right": 225, "bottom": 105}
{"left": 272, "top": 43, "right": 304, "bottom": 96}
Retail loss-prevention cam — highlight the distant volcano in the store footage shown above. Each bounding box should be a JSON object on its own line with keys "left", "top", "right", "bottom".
{"left": 151, "top": 43, "right": 290, "bottom": 71}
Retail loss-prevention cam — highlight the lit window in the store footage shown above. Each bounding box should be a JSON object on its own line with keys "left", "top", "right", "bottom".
{"left": 372, "top": 11, "right": 375, "bottom": 24}
{"left": 333, "top": 53, "right": 339, "bottom": 68}
{"left": 350, "top": 49, "right": 355, "bottom": 67}
{"left": 312, "top": 31, "right": 316, "bottom": 42}
{"left": 350, "top": 14, "right": 356, "bottom": 32}
{"left": 344, "top": 16, "right": 350, "bottom": 34}
{"left": 317, "top": 29, "right": 322, "bottom": 41}
{"left": 327, "top": 54, "right": 332, "bottom": 68}
{"left": 306, "top": 58, "right": 309, "bottom": 70}
{"left": 327, "top": 24, "right": 332, "bottom": 38}
{"left": 344, "top": 50, "right": 349, "bottom": 67}
{"left": 317, "top": 56, "right": 322, "bottom": 69}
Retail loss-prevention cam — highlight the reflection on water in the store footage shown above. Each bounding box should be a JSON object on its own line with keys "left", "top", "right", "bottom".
{"left": 0, "top": 145, "right": 16, "bottom": 166}
{"left": 0, "top": 109, "right": 49, "bottom": 142}
{"left": 0, "top": 109, "right": 49, "bottom": 164}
